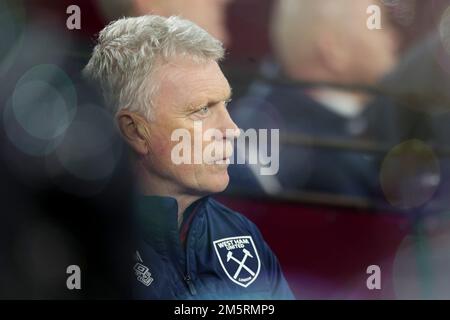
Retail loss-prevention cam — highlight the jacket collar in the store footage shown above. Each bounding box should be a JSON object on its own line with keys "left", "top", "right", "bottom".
{"left": 134, "top": 195, "right": 206, "bottom": 251}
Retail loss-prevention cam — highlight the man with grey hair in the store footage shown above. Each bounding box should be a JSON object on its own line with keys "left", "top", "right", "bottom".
{"left": 83, "top": 15, "right": 294, "bottom": 299}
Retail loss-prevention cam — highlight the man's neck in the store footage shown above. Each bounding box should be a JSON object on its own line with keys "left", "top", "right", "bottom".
{"left": 173, "top": 194, "right": 201, "bottom": 227}
{"left": 307, "top": 88, "right": 367, "bottom": 118}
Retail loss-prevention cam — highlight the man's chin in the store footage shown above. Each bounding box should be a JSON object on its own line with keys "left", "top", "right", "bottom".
{"left": 202, "top": 171, "right": 230, "bottom": 194}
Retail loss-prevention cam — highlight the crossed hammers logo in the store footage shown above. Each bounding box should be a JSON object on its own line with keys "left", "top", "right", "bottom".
{"left": 227, "top": 248, "right": 256, "bottom": 279}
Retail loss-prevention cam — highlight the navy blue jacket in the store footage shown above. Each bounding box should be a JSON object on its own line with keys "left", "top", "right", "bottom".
{"left": 132, "top": 195, "right": 294, "bottom": 299}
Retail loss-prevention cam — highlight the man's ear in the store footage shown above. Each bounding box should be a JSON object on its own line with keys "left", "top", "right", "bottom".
{"left": 316, "top": 32, "right": 350, "bottom": 79}
{"left": 116, "top": 110, "right": 150, "bottom": 156}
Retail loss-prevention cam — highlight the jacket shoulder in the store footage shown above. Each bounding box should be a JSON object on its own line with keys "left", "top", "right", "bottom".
{"left": 205, "top": 197, "right": 259, "bottom": 232}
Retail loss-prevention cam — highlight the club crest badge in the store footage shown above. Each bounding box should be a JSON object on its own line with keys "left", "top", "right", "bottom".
{"left": 213, "top": 236, "right": 261, "bottom": 288}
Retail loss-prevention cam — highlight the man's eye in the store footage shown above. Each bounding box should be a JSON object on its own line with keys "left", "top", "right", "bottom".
{"left": 224, "top": 98, "right": 232, "bottom": 107}
{"left": 196, "top": 106, "right": 209, "bottom": 115}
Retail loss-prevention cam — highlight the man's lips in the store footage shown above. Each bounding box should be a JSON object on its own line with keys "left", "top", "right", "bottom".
{"left": 213, "top": 157, "right": 231, "bottom": 165}
{"left": 207, "top": 152, "right": 232, "bottom": 164}
{"left": 204, "top": 141, "right": 233, "bottom": 164}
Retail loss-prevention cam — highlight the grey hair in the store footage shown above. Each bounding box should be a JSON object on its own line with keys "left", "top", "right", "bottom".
{"left": 83, "top": 15, "right": 225, "bottom": 119}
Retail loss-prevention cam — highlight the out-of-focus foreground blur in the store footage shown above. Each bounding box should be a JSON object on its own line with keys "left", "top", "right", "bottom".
{"left": 2, "top": 0, "right": 450, "bottom": 299}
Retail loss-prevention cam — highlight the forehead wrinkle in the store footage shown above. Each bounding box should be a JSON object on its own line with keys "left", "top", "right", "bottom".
{"left": 181, "top": 77, "right": 230, "bottom": 111}
{"left": 187, "top": 87, "right": 231, "bottom": 111}
{"left": 155, "top": 58, "right": 230, "bottom": 113}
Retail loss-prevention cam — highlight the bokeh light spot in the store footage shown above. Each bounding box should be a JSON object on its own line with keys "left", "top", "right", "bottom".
{"left": 380, "top": 139, "right": 440, "bottom": 210}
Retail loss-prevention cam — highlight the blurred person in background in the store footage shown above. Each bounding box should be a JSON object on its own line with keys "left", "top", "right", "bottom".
{"left": 228, "top": 0, "right": 401, "bottom": 200}
{"left": 96, "top": 0, "right": 233, "bottom": 46}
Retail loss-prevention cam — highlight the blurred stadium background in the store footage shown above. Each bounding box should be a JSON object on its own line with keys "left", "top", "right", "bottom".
{"left": 2, "top": 0, "right": 450, "bottom": 299}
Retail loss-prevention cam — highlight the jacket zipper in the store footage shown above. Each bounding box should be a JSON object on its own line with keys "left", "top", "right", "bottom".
{"left": 184, "top": 274, "right": 197, "bottom": 295}
{"left": 170, "top": 243, "right": 196, "bottom": 297}
{"left": 181, "top": 203, "right": 202, "bottom": 296}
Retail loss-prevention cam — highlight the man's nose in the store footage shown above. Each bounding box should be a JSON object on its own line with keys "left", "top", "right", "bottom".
{"left": 219, "top": 106, "right": 240, "bottom": 139}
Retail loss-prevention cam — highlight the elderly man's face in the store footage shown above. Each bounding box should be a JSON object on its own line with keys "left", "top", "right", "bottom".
{"left": 140, "top": 57, "right": 238, "bottom": 196}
